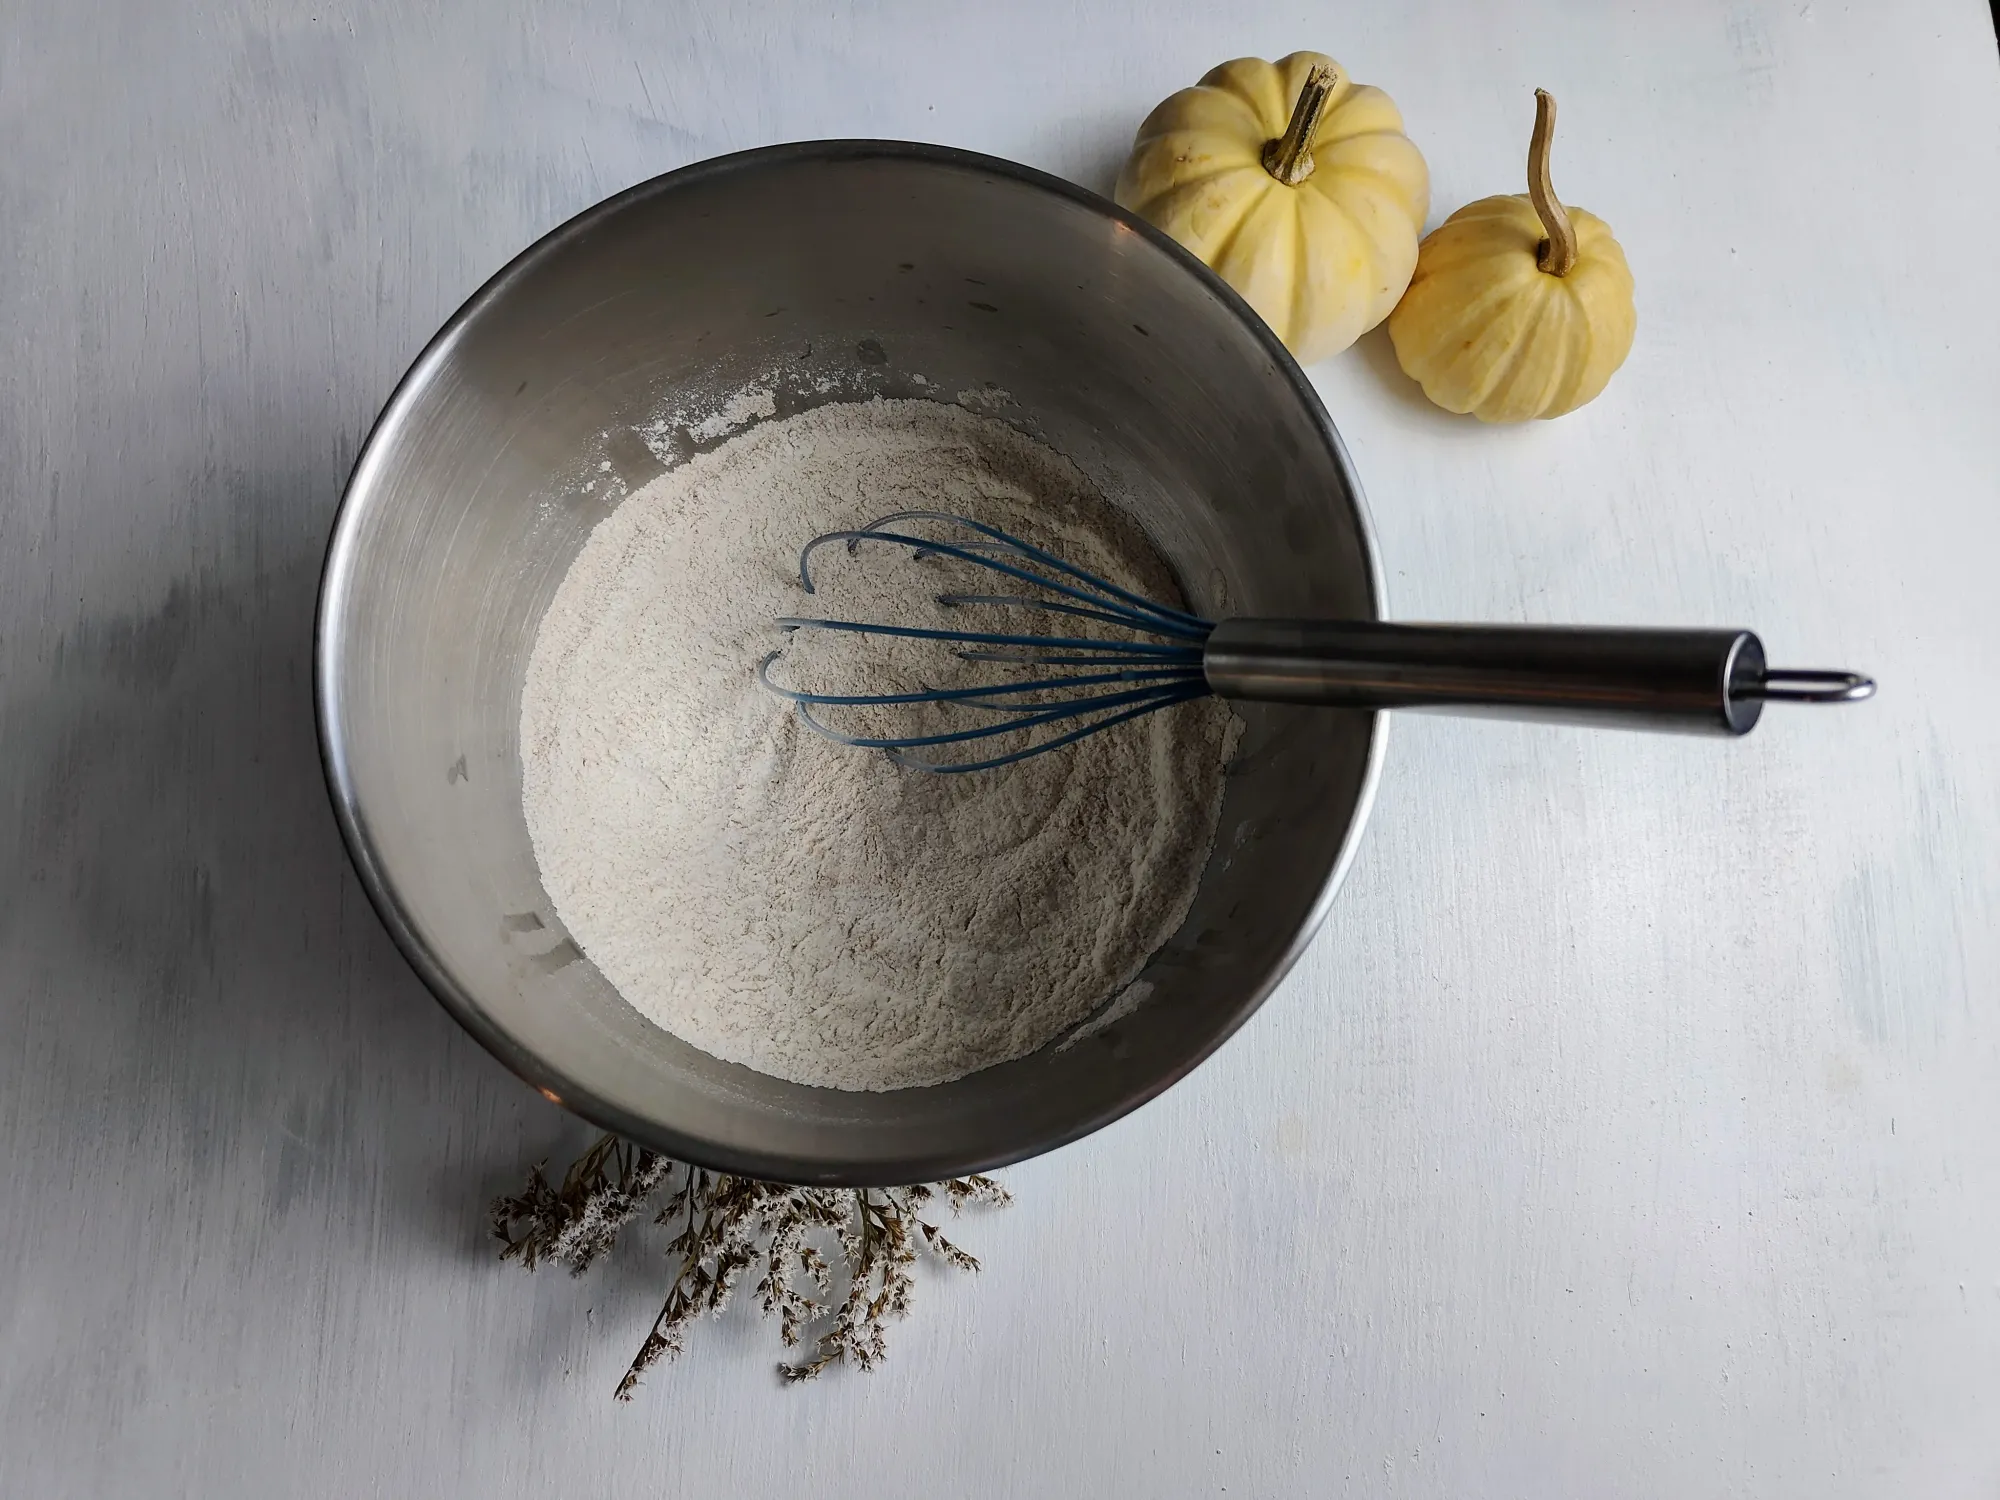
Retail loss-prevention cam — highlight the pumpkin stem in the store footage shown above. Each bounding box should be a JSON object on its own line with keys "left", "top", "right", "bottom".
{"left": 1261, "top": 62, "right": 1338, "bottom": 187}
{"left": 1528, "top": 89, "right": 1579, "bottom": 276}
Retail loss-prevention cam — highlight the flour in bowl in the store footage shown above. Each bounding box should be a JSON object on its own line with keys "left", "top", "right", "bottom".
{"left": 519, "top": 398, "right": 1232, "bottom": 1091}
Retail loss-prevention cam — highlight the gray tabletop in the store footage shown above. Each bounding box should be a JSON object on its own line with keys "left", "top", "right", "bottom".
{"left": 6, "top": 3, "right": 1999, "bottom": 1496}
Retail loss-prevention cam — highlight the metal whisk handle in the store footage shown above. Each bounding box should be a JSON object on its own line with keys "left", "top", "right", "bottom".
{"left": 1201, "top": 621, "right": 1874, "bottom": 736}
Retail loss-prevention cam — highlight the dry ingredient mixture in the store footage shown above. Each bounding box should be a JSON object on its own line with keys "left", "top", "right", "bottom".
{"left": 520, "top": 398, "right": 1232, "bottom": 1091}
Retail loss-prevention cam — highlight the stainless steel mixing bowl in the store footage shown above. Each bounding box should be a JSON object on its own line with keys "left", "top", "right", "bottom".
{"left": 316, "top": 141, "right": 1383, "bottom": 1184}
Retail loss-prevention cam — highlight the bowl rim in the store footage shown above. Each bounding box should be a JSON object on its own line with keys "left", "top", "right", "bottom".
{"left": 314, "top": 138, "right": 1389, "bottom": 1183}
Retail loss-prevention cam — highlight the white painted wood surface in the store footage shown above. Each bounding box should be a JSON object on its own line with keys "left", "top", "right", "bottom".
{"left": 4, "top": 2, "right": 1997, "bottom": 1494}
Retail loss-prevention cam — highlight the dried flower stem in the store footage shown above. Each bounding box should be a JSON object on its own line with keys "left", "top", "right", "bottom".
{"left": 491, "top": 1133, "right": 1009, "bottom": 1396}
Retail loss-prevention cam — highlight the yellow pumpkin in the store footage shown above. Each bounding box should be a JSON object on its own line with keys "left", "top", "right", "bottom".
{"left": 1114, "top": 52, "right": 1430, "bottom": 363}
{"left": 1388, "top": 90, "right": 1636, "bottom": 422}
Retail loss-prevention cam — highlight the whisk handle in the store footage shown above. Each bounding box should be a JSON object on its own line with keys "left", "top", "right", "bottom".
{"left": 1201, "top": 621, "right": 1873, "bottom": 736}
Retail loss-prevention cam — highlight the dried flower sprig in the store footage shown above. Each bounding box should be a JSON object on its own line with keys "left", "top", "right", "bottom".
{"left": 491, "top": 1132, "right": 1008, "bottom": 1394}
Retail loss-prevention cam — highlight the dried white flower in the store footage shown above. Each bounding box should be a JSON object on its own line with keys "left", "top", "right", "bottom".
{"left": 491, "top": 1135, "right": 1007, "bottom": 1395}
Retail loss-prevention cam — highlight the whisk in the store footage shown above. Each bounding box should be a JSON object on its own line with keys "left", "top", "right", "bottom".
{"left": 760, "top": 511, "right": 1874, "bottom": 773}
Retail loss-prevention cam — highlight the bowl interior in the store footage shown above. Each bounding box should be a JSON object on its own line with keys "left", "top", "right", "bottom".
{"left": 318, "top": 143, "right": 1381, "bottom": 1184}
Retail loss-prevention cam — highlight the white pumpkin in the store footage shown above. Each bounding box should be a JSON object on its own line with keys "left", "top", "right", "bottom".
{"left": 1387, "top": 90, "right": 1637, "bottom": 422}
{"left": 1115, "top": 52, "right": 1430, "bottom": 362}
